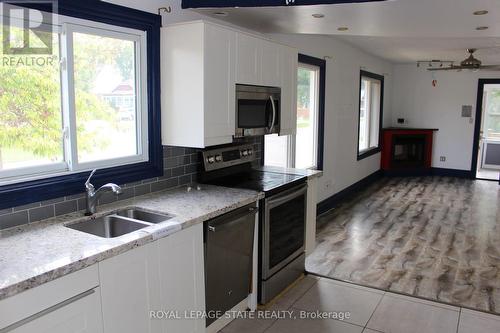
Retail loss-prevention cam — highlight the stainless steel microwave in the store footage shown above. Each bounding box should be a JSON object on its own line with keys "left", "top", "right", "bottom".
{"left": 235, "top": 84, "right": 281, "bottom": 138}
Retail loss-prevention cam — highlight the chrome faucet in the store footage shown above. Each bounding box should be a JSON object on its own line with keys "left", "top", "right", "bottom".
{"left": 85, "top": 169, "right": 123, "bottom": 215}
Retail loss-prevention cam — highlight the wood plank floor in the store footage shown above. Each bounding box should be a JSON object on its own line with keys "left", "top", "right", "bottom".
{"left": 306, "top": 176, "right": 500, "bottom": 314}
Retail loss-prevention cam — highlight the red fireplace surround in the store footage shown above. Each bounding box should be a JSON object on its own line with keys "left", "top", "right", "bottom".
{"left": 381, "top": 128, "right": 438, "bottom": 171}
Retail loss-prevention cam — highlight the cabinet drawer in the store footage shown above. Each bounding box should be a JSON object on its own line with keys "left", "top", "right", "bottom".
{"left": 0, "top": 265, "right": 99, "bottom": 330}
{"left": 3, "top": 287, "right": 103, "bottom": 333}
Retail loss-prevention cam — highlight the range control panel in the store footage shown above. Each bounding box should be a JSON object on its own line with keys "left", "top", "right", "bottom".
{"left": 202, "top": 144, "right": 255, "bottom": 171}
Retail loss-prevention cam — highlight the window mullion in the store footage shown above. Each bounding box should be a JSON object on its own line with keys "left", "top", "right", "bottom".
{"left": 366, "top": 80, "right": 372, "bottom": 148}
{"left": 60, "top": 23, "right": 78, "bottom": 171}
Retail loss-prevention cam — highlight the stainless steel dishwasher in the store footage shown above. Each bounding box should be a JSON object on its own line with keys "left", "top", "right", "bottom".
{"left": 204, "top": 203, "right": 257, "bottom": 327}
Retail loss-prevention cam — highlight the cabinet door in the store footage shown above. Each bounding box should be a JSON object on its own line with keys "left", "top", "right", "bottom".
{"left": 156, "top": 223, "right": 205, "bottom": 333}
{"left": 204, "top": 23, "right": 236, "bottom": 146}
{"left": 279, "top": 45, "right": 298, "bottom": 136}
{"left": 10, "top": 288, "right": 103, "bottom": 333}
{"left": 99, "top": 243, "right": 161, "bottom": 333}
{"left": 236, "top": 33, "right": 261, "bottom": 85}
{"left": 261, "top": 39, "right": 281, "bottom": 87}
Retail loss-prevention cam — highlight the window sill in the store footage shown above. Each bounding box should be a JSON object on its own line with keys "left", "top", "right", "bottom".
{"left": 357, "top": 147, "right": 381, "bottom": 161}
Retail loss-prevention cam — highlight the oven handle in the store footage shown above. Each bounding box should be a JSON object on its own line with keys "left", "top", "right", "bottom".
{"left": 268, "top": 95, "right": 276, "bottom": 131}
{"left": 266, "top": 184, "right": 307, "bottom": 208}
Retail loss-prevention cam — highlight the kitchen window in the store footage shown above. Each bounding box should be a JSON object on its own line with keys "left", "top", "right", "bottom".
{"left": 0, "top": 15, "right": 147, "bottom": 183}
{"left": 357, "top": 70, "right": 384, "bottom": 160}
{"left": 0, "top": 2, "right": 162, "bottom": 209}
{"left": 264, "top": 54, "right": 325, "bottom": 170}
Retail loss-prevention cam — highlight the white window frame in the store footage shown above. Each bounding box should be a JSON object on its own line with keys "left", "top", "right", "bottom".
{"left": 0, "top": 9, "right": 148, "bottom": 185}
{"left": 294, "top": 62, "right": 320, "bottom": 169}
{"left": 265, "top": 62, "right": 321, "bottom": 169}
{"left": 358, "top": 73, "right": 382, "bottom": 156}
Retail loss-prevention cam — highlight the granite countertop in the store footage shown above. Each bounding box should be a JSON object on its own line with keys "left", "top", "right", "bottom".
{"left": 0, "top": 184, "right": 263, "bottom": 301}
{"left": 257, "top": 165, "right": 323, "bottom": 179}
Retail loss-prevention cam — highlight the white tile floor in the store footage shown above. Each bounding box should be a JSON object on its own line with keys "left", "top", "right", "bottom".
{"left": 219, "top": 275, "right": 500, "bottom": 333}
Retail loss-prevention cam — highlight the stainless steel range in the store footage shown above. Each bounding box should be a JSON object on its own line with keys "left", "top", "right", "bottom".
{"left": 200, "top": 144, "right": 307, "bottom": 304}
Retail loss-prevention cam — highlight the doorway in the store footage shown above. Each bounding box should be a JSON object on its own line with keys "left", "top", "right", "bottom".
{"left": 472, "top": 79, "right": 500, "bottom": 181}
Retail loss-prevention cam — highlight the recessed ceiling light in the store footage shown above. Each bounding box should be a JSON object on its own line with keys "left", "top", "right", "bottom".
{"left": 473, "top": 10, "right": 489, "bottom": 15}
{"left": 476, "top": 26, "right": 489, "bottom": 30}
{"left": 213, "top": 11, "right": 228, "bottom": 17}
{"left": 337, "top": 27, "right": 349, "bottom": 31}
{"left": 312, "top": 13, "right": 324, "bottom": 18}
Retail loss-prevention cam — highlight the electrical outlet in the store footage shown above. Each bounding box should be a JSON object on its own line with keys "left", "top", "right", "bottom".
{"left": 440, "top": 156, "right": 446, "bottom": 162}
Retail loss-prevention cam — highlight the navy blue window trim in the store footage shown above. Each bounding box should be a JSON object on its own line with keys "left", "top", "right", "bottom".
{"left": 298, "top": 54, "right": 326, "bottom": 171}
{"left": 357, "top": 70, "right": 384, "bottom": 161}
{"left": 182, "top": 0, "right": 387, "bottom": 9}
{"left": 0, "top": 0, "right": 163, "bottom": 210}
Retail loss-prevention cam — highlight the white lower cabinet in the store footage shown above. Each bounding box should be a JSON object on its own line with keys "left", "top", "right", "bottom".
{"left": 156, "top": 223, "right": 205, "bottom": 333}
{"left": 99, "top": 242, "right": 161, "bottom": 333}
{"left": 98, "top": 224, "right": 205, "bottom": 333}
{"left": 9, "top": 288, "right": 103, "bottom": 333}
{"left": 1, "top": 225, "right": 205, "bottom": 333}
{"left": 0, "top": 265, "right": 101, "bottom": 333}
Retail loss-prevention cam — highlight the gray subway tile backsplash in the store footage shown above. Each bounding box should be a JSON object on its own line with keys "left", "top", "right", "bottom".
{"left": 55, "top": 200, "right": 78, "bottom": 216}
{"left": 0, "top": 138, "right": 262, "bottom": 229}
{"left": 29, "top": 205, "right": 55, "bottom": 223}
{"left": 0, "top": 211, "right": 29, "bottom": 230}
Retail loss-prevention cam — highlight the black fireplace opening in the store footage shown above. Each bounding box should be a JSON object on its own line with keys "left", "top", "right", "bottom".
{"left": 391, "top": 135, "right": 426, "bottom": 168}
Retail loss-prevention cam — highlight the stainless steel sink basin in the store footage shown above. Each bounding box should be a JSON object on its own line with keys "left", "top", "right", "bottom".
{"left": 67, "top": 215, "right": 150, "bottom": 238}
{"left": 115, "top": 209, "right": 173, "bottom": 224}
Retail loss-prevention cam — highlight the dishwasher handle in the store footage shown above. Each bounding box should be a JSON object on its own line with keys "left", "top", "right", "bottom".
{"left": 208, "top": 207, "right": 256, "bottom": 233}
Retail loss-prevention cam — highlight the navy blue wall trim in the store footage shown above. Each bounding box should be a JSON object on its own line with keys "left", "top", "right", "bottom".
{"left": 182, "top": 0, "right": 387, "bottom": 9}
{"left": 317, "top": 167, "right": 474, "bottom": 216}
{"left": 383, "top": 168, "right": 472, "bottom": 178}
{"left": 317, "top": 170, "right": 383, "bottom": 215}
{"left": 431, "top": 168, "right": 473, "bottom": 179}
{"left": 298, "top": 53, "right": 326, "bottom": 170}
{"left": 0, "top": 0, "right": 163, "bottom": 210}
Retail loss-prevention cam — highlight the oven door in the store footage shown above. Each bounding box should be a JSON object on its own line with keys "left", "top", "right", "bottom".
{"left": 262, "top": 183, "right": 307, "bottom": 279}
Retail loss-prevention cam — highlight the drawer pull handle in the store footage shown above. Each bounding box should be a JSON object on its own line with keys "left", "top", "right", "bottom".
{"left": 0, "top": 289, "right": 95, "bottom": 333}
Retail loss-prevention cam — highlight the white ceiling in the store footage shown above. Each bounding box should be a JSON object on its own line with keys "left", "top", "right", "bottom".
{"left": 193, "top": 0, "right": 500, "bottom": 64}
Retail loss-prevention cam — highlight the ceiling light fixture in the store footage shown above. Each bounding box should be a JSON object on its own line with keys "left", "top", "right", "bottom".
{"left": 213, "top": 11, "right": 228, "bottom": 17}
{"left": 312, "top": 13, "right": 324, "bottom": 18}
{"left": 473, "top": 10, "right": 489, "bottom": 15}
{"left": 416, "top": 60, "right": 454, "bottom": 69}
{"left": 337, "top": 27, "right": 349, "bottom": 31}
{"left": 476, "top": 26, "right": 489, "bottom": 30}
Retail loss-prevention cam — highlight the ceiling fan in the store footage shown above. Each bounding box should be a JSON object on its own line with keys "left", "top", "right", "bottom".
{"left": 427, "top": 49, "right": 500, "bottom": 72}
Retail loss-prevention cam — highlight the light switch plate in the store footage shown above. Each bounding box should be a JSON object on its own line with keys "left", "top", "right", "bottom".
{"left": 462, "top": 105, "right": 473, "bottom": 117}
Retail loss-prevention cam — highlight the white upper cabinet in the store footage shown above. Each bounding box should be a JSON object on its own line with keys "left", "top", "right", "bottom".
{"left": 162, "top": 21, "right": 236, "bottom": 148}
{"left": 161, "top": 20, "right": 298, "bottom": 147}
{"left": 279, "top": 45, "right": 298, "bottom": 136}
{"left": 260, "top": 39, "right": 282, "bottom": 87}
{"left": 235, "top": 33, "right": 262, "bottom": 86}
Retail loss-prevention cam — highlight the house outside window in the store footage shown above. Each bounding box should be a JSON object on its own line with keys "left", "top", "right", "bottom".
{"left": 0, "top": 6, "right": 148, "bottom": 184}
{"left": 357, "top": 70, "right": 384, "bottom": 160}
{"left": 265, "top": 54, "right": 325, "bottom": 170}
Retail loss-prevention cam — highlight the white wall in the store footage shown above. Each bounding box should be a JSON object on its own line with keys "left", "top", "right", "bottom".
{"left": 106, "top": 0, "right": 394, "bottom": 202}
{"left": 392, "top": 65, "right": 499, "bottom": 171}
{"left": 269, "top": 34, "right": 393, "bottom": 201}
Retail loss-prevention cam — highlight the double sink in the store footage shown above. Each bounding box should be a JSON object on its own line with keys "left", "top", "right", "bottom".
{"left": 67, "top": 209, "right": 174, "bottom": 238}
